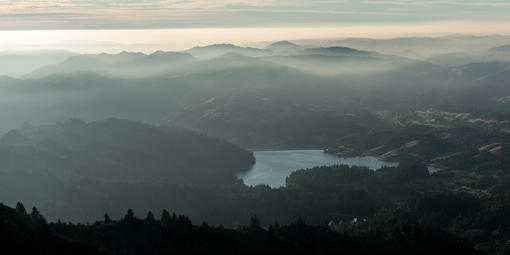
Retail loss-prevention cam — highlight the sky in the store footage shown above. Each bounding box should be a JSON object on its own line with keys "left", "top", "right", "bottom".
{"left": 1, "top": 0, "right": 510, "bottom": 52}
{"left": 1, "top": 0, "right": 510, "bottom": 30}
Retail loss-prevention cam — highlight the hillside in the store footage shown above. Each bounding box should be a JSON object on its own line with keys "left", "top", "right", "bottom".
{"left": 0, "top": 118, "right": 253, "bottom": 181}
{"left": 0, "top": 202, "right": 102, "bottom": 254}
{"left": 0, "top": 57, "right": 318, "bottom": 132}
{"left": 0, "top": 50, "right": 76, "bottom": 77}
{"left": 0, "top": 119, "right": 254, "bottom": 221}
{"left": 166, "top": 90, "right": 394, "bottom": 148}
{"left": 0, "top": 200, "right": 479, "bottom": 255}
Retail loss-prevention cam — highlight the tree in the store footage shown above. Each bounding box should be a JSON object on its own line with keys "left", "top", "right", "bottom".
{"left": 104, "top": 213, "right": 112, "bottom": 224}
{"left": 124, "top": 208, "right": 135, "bottom": 221}
{"left": 177, "top": 215, "right": 192, "bottom": 226}
{"left": 16, "top": 202, "right": 27, "bottom": 215}
{"left": 30, "top": 206, "right": 49, "bottom": 232}
{"left": 146, "top": 211, "right": 156, "bottom": 223}
{"left": 249, "top": 215, "right": 261, "bottom": 230}
{"left": 161, "top": 210, "right": 172, "bottom": 225}
{"left": 269, "top": 221, "right": 280, "bottom": 233}
{"left": 31, "top": 207, "right": 41, "bottom": 219}
{"left": 296, "top": 216, "right": 305, "bottom": 226}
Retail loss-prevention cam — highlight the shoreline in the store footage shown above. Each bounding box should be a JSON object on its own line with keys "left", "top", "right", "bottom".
{"left": 245, "top": 147, "right": 326, "bottom": 152}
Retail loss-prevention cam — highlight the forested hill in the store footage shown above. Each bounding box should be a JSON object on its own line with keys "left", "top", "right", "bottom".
{"left": 0, "top": 118, "right": 254, "bottom": 183}
{"left": 0, "top": 119, "right": 254, "bottom": 221}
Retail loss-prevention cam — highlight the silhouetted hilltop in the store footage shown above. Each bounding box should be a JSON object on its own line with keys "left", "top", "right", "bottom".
{"left": 0, "top": 201, "right": 480, "bottom": 255}
{"left": 26, "top": 51, "right": 196, "bottom": 79}
{"left": 0, "top": 50, "right": 76, "bottom": 77}
{"left": 266, "top": 40, "right": 302, "bottom": 52}
{"left": 0, "top": 202, "right": 103, "bottom": 255}
{"left": 303, "top": 46, "right": 376, "bottom": 57}
{"left": 186, "top": 44, "right": 271, "bottom": 59}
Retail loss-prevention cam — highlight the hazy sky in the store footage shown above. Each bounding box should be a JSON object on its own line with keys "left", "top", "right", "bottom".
{"left": 1, "top": 0, "right": 510, "bottom": 53}
{"left": 1, "top": 0, "right": 510, "bottom": 30}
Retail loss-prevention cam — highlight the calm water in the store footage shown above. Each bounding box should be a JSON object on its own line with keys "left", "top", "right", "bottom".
{"left": 237, "top": 150, "right": 399, "bottom": 188}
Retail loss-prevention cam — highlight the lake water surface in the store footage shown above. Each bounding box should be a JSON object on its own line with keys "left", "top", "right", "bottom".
{"left": 237, "top": 150, "right": 399, "bottom": 188}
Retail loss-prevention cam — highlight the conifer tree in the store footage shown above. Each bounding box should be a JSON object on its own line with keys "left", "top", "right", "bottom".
{"left": 104, "top": 213, "right": 112, "bottom": 224}
{"left": 124, "top": 208, "right": 135, "bottom": 221}
{"left": 16, "top": 202, "right": 27, "bottom": 215}
{"left": 161, "top": 209, "right": 172, "bottom": 225}
{"left": 146, "top": 211, "right": 156, "bottom": 223}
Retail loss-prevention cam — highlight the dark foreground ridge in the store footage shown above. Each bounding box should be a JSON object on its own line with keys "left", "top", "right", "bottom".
{"left": 0, "top": 202, "right": 102, "bottom": 255}
{"left": 1, "top": 202, "right": 480, "bottom": 255}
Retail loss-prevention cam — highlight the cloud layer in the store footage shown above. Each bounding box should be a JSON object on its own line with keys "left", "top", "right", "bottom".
{"left": 1, "top": 0, "right": 510, "bottom": 29}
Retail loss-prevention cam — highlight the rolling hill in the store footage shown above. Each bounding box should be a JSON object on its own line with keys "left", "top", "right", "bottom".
{"left": 25, "top": 51, "right": 197, "bottom": 79}
{"left": 186, "top": 44, "right": 272, "bottom": 59}
{"left": 0, "top": 118, "right": 254, "bottom": 221}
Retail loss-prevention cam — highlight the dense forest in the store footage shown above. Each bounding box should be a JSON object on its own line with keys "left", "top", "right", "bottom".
{"left": 0, "top": 118, "right": 254, "bottom": 221}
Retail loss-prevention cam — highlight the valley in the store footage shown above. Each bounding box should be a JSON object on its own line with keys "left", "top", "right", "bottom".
{"left": 1, "top": 35, "right": 510, "bottom": 254}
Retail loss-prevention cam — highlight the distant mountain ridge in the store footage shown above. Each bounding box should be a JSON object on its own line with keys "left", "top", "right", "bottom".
{"left": 19, "top": 42, "right": 434, "bottom": 79}
{"left": 303, "top": 46, "right": 376, "bottom": 57}
{"left": 492, "top": 44, "right": 510, "bottom": 52}
{"left": 186, "top": 43, "right": 272, "bottom": 59}
{"left": 0, "top": 50, "right": 76, "bottom": 78}
{"left": 266, "top": 40, "right": 302, "bottom": 53}
{"left": 25, "top": 51, "right": 196, "bottom": 79}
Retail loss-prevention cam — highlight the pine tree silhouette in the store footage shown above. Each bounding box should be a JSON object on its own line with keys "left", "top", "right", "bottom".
{"left": 15, "top": 202, "right": 27, "bottom": 215}
{"left": 104, "top": 213, "right": 112, "bottom": 224}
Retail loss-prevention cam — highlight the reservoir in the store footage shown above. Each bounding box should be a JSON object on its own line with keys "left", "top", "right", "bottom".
{"left": 237, "top": 150, "right": 399, "bottom": 188}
